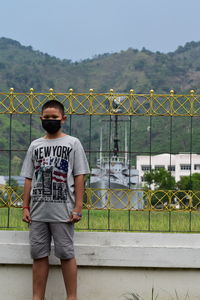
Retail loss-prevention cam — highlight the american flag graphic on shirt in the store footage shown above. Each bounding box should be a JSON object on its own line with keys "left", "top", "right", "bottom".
{"left": 52, "top": 159, "right": 68, "bottom": 183}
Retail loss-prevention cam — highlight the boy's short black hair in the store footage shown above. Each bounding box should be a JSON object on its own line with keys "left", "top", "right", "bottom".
{"left": 42, "top": 100, "right": 65, "bottom": 116}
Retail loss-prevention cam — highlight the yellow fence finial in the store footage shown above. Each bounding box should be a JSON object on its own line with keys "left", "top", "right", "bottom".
{"left": 190, "top": 89, "right": 195, "bottom": 95}
{"left": 9, "top": 87, "right": 15, "bottom": 112}
{"left": 89, "top": 89, "right": 94, "bottom": 114}
{"left": 48, "top": 88, "right": 54, "bottom": 101}
{"left": 170, "top": 89, "right": 174, "bottom": 95}
{"left": 29, "top": 88, "right": 34, "bottom": 113}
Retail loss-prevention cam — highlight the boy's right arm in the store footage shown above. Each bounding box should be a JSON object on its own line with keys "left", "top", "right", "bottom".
{"left": 22, "top": 178, "right": 32, "bottom": 223}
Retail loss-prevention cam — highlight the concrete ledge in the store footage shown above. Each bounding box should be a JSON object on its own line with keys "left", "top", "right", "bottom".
{"left": 1, "top": 231, "right": 200, "bottom": 300}
{"left": 1, "top": 231, "right": 200, "bottom": 268}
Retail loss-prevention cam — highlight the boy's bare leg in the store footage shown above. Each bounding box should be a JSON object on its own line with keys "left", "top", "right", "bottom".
{"left": 61, "top": 257, "right": 77, "bottom": 300}
{"left": 32, "top": 257, "right": 49, "bottom": 300}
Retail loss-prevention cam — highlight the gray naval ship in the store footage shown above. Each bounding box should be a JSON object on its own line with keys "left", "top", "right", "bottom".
{"left": 90, "top": 97, "right": 144, "bottom": 209}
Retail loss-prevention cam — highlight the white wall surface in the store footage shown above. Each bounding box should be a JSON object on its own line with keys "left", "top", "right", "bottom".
{"left": 1, "top": 231, "right": 200, "bottom": 300}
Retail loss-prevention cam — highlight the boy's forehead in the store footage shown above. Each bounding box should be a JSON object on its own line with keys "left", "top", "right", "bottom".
{"left": 42, "top": 107, "right": 63, "bottom": 115}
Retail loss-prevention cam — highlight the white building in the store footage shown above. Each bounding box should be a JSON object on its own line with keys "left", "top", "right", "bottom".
{"left": 136, "top": 153, "right": 200, "bottom": 184}
{"left": 0, "top": 176, "right": 24, "bottom": 186}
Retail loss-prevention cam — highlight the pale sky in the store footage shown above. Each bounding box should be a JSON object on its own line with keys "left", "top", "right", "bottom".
{"left": 0, "top": 0, "right": 200, "bottom": 61}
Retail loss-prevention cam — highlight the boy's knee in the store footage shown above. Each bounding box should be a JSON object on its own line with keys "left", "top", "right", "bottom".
{"left": 30, "top": 244, "right": 50, "bottom": 260}
{"left": 54, "top": 246, "right": 74, "bottom": 260}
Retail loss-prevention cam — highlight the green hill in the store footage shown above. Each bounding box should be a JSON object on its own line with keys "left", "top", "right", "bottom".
{"left": 0, "top": 37, "right": 200, "bottom": 93}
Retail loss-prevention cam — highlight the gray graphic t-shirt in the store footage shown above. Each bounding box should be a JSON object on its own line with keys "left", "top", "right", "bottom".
{"left": 21, "top": 135, "right": 90, "bottom": 222}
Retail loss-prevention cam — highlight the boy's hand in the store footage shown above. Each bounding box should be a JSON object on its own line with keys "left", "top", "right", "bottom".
{"left": 22, "top": 208, "right": 32, "bottom": 223}
{"left": 70, "top": 209, "right": 82, "bottom": 223}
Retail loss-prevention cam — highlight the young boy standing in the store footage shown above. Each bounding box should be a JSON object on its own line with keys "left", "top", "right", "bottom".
{"left": 21, "top": 100, "right": 90, "bottom": 300}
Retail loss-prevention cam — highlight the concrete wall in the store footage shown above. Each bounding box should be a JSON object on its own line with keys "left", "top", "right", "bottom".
{"left": 1, "top": 231, "right": 200, "bottom": 300}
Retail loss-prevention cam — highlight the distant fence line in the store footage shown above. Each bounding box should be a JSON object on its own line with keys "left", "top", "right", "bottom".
{"left": 0, "top": 88, "right": 200, "bottom": 116}
{"left": 0, "top": 186, "right": 200, "bottom": 211}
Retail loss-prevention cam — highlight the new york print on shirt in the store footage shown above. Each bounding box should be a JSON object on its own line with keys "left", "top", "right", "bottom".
{"left": 32, "top": 145, "right": 72, "bottom": 204}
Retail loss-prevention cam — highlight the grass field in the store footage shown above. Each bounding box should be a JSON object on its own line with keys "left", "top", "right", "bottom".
{"left": 1, "top": 208, "right": 200, "bottom": 232}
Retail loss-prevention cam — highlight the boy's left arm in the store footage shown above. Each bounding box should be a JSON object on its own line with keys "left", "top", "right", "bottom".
{"left": 70, "top": 174, "right": 85, "bottom": 222}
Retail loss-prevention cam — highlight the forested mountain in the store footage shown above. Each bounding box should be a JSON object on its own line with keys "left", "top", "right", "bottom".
{"left": 0, "top": 37, "right": 200, "bottom": 93}
{"left": 1, "top": 37, "right": 200, "bottom": 175}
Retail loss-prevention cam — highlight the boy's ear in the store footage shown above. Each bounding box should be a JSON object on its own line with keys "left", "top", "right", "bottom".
{"left": 62, "top": 115, "right": 67, "bottom": 122}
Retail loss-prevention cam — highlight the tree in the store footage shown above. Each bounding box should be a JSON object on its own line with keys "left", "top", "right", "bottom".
{"left": 143, "top": 168, "right": 176, "bottom": 208}
{"left": 144, "top": 168, "right": 176, "bottom": 190}
{"left": 176, "top": 173, "right": 200, "bottom": 208}
{"left": 5, "top": 178, "right": 19, "bottom": 192}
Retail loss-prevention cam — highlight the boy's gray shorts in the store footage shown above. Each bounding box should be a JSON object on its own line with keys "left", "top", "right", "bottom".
{"left": 29, "top": 221, "right": 74, "bottom": 260}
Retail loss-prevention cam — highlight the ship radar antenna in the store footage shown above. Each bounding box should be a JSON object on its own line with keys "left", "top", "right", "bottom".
{"left": 112, "top": 97, "right": 123, "bottom": 157}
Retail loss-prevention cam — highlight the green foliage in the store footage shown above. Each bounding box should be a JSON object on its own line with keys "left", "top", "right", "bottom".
{"left": 123, "top": 289, "right": 158, "bottom": 300}
{"left": 176, "top": 173, "right": 200, "bottom": 207}
{"left": 144, "top": 169, "right": 176, "bottom": 207}
{"left": 5, "top": 178, "right": 19, "bottom": 191}
{"left": 177, "top": 173, "right": 200, "bottom": 190}
{"left": 144, "top": 170, "right": 200, "bottom": 208}
{"left": 123, "top": 289, "right": 190, "bottom": 300}
{"left": 1, "top": 209, "right": 200, "bottom": 232}
{"left": 0, "top": 37, "right": 200, "bottom": 93}
{"left": 144, "top": 169, "right": 176, "bottom": 190}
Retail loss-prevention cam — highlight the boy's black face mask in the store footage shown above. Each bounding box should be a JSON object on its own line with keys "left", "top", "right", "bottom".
{"left": 41, "top": 119, "right": 61, "bottom": 134}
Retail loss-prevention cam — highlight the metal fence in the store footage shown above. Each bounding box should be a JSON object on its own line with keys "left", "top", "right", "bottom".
{"left": 1, "top": 88, "right": 200, "bottom": 232}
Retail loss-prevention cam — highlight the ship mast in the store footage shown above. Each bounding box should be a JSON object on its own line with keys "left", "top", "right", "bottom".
{"left": 100, "top": 127, "right": 103, "bottom": 166}
{"left": 125, "top": 125, "right": 128, "bottom": 163}
{"left": 113, "top": 115, "right": 119, "bottom": 157}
